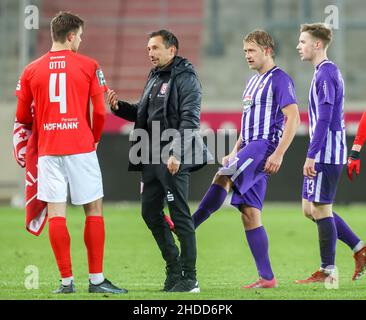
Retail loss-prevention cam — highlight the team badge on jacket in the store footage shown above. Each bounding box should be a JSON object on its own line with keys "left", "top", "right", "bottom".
{"left": 160, "top": 83, "right": 168, "bottom": 95}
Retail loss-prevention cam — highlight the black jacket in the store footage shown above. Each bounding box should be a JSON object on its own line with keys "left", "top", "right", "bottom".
{"left": 112, "top": 56, "right": 213, "bottom": 172}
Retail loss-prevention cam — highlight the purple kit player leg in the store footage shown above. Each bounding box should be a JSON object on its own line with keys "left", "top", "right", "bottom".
{"left": 192, "top": 30, "right": 300, "bottom": 288}
{"left": 295, "top": 23, "right": 366, "bottom": 284}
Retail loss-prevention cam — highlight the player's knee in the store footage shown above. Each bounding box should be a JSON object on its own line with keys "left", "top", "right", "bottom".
{"left": 83, "top": 198, "right": 103, "bottom": 216}
{"left": 212, "top": 173, "right": 231, "bottom": 191}
{"left": 302, "top": 208, "right": 313, "bottom": 220}
{"left": 240, "top": 207, "right": 260, "bottom": 227}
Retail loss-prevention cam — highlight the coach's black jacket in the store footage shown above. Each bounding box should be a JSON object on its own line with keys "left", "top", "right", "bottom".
{"left": 111, "top": 56, "right": 213, "bottom": 172}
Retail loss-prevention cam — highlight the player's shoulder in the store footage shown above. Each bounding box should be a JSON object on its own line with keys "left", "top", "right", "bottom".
{"left": 71, "top": 52, "right": 100, "bottom": 69}
{"left": 271, "top": 67, "right": 293, "bottom": 81}
{"left": 24, "top": 53, "right": 49, "bottom": 73}
{"left": 271, "top": 67, "right": 294, "bottom": 88}
{"left": 317, "top": 60, "right": 339, "bottom": 78}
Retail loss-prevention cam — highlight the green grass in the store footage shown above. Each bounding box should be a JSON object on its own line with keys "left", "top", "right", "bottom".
{"left": 1, "top": 203, "right": 366, "bottom": 300}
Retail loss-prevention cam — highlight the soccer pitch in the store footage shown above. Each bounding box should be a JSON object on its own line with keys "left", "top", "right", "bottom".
{"left": 1, "top": 203, "right": 366, "bottom": 300}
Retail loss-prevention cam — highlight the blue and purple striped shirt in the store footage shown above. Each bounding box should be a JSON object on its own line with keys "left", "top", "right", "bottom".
{"left": 240, "top": 66, "right": 297, "bottom": 148}
{"left": 307, "top": 60, "right": 347, "bottom": 165}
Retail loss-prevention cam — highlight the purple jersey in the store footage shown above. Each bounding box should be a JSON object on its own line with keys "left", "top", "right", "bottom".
{"left": 241, "top": 66, "right": 297, "bottom": 147}
{"left": 308, "top": 60, "right": 347, "bottom": 164}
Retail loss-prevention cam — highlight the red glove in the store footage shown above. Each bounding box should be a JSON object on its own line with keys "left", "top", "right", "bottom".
{"left": 347, "top": 150, "right": 361, "bottom": 181}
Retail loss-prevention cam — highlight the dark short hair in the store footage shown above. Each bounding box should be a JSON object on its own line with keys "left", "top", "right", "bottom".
{"left": 149, "top": 29, "right": 179, "bottom": 54}
{"left": 51, "top": 11, "right": 84, "bottom": 43}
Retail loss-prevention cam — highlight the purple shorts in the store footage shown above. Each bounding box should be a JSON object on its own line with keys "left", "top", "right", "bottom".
{"left": 302, "top": 163, "right": 343, "bottom": 204}
{"left": 218, "top": 139, "right": 276, "bottom": 210}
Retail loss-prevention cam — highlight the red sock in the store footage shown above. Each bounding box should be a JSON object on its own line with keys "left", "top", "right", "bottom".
{"left": 84, "top": 216, "right": 105, "bottom": 274}
{"left": 48, "top": 216, "right": 72, "bottom": 278}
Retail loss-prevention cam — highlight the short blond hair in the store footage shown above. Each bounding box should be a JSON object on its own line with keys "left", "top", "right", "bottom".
{"left": 244, "top": 29, "right": 275, "bottom": 58}
{"left": 300, "top": 23, "right": 332, "bottom": 48}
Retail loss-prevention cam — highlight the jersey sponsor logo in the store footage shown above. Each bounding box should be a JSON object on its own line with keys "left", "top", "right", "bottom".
{"left": 96, "top": 69, "right": 106, "bottom": 86}
{"left": 242, "top": 95, "right": 253, "bottom": 113}
{"left": 50, "top": 55, "right": 65, "bottom": 60}
{"left": 43, "top": 121, "right": 79, "bottom": 131}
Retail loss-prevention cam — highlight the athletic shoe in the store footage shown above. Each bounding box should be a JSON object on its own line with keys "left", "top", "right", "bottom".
{"left": 241, "top": 277, "right": 278, "bottom": 289}
{"left": 162, "top": 267, "right": 182, "bottom": 292}
{"left": 88, "top": 278, "right": 128, "bottom": 294}
{"left": 163, "top": 212, "right": 176, "bottom": 234}
{"left": 295, "top": 270, "right": 335, "bottom": 284}
{"left": 353, "top": 246, "right": 366, "bottom": 281}
{"left": 168, "top": 279, "right": 200, "bottom": 293}
{"left": 53, "top": 280, "right": 76, "bottom": 294}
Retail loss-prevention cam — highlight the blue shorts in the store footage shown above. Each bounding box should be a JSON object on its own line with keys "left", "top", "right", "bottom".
{"left": 218, "top": 139, "right": 275, "bottom": 210}
{"left": 302, "top": 163, "right": 343, "bottom": 204}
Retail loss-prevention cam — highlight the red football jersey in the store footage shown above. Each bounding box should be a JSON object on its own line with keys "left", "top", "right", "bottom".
{"left": 15, "top": 50, "right": 107, "bottom": 156}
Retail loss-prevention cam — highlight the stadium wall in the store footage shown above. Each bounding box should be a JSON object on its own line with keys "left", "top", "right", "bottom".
{"left": 98, "top": 134, "right": 364, "bottom": 204}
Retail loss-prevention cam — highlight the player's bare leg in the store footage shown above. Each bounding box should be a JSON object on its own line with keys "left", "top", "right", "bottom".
{"left": 191, "top": 173, "right": 233, "bottom": 228}
{"left": 84, "top": 198, "right": 103, "bottom": 217}
{"left": 240, "top": 205, "right": 277, "bottom": 289}
{"left": 302, "top": 198, "right": 315, "bottom": 220}
{"left": 47, "top": 202, "right": 75, "bottom": 293}
{"left": 83, "top": 198, "right": 127, "bottom": 294}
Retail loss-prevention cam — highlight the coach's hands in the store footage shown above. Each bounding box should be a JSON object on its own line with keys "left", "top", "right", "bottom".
{"left": 347, "top": 150, "right": 361, "bottom": 181}
{"left": 303, "top": 157, "right": 317, "bottom": 178}
{"left": 107, "top": 89, "right": 119, "bottom": 110}
{"left": 264, "top": 150, "right": 283, "bottom": 174}
{"left": 167, "top": 156, "right": 180, "bottom": 175}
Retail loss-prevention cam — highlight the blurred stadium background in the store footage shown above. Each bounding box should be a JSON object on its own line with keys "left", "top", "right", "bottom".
{"left": 1, "top": 0, "right": 366, "bottom": 205}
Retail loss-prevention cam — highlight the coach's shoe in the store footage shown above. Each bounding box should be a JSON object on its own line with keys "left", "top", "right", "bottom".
{"left": 162, "top": 267, "right": 182, "bottom": 292}
{"left": 352, "top": 246, "right": 366, "bottom": 281}
{"left": 53, "top": 280, "right": 76, "bottom": 294}
{"left": 168, "top": 278, "right": 200, "bottom": 293}
{"left": 89, "top": 278, "right": 128, "bottom": 294}
{"left": 295, "top": 270, "right": 335, "bottom": 284}
{"left": 241, "top": 277, "right": 278, "bottom": 289}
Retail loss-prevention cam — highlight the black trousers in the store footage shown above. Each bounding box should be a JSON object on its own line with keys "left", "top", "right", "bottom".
{"left": 141, "top": 164, "right": 197, "bottom": 278}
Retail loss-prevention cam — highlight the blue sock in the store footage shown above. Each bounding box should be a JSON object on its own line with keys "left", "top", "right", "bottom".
{"left": 245, "top": 226, "right": 274, "bottom": 280}
{"left": 192, "top": 184, "right": 227, "bottom": 228}
{"left": 333, "top": 212, "right": 362, "bottom": 252}
{"left": 316, "top": 217, "right": 337, "bottom": 269}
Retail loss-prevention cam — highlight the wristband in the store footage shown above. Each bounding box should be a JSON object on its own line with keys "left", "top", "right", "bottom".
{"left": 349, "top": 150, "right": 360, "bottom": 160}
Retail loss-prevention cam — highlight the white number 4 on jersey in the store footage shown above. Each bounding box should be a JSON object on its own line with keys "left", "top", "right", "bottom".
{"left": 49, "top": 73, "right": 66, "bottom": 114}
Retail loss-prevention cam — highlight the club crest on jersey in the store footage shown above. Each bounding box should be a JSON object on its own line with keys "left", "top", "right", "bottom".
{"left": 242, "top": 95, "right": 253, "bottom": 113}
{"left": 160, "top": 83, "right": 168, "bottom": 95}
{"left": 258, "top": 82, "right": 265, "bottom": 89}
{"left": 96, "top": 69, "right": 106, "bottom": 86}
